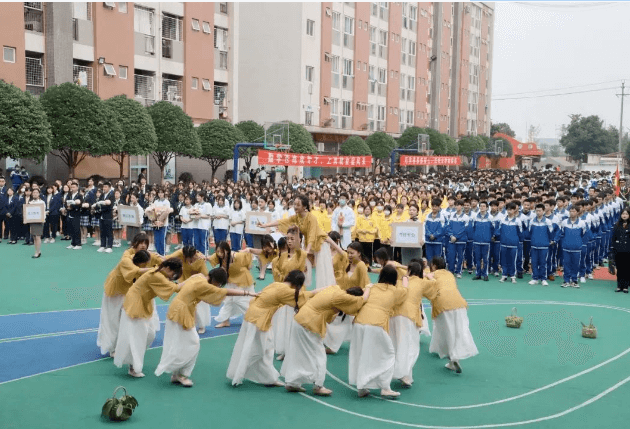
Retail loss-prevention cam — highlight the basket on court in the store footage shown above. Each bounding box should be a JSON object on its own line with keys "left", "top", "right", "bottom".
{"left": 101, "top": 386, "right": 139, "bottom": 422}
{"left": 581, "top": 317, "right": 597, "bottom": 339}
{"left": 505, "top": 307, "right": 523, "bottom": 329}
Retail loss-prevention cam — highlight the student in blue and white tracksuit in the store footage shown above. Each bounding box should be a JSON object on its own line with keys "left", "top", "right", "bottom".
{"left": 519, "top": 200, "right": 535, "bottom": 276}
{"left": 193, "top": 191, "right": 213, "bottom": 255}
{"left": 425, "top": 198, "right": 448, "bottom": 262}
{"left": 587, "top": 200, "right": 599, "bottom": 275}
{"left": 528, "top": 204, "right": 555, "bottom": 286}
{"left": 555, "top": 206, "right": 587, "bottom": 288}
{"left": 464, "top": 200, "right": 476, "bottom": 274}
{"left": 543, "top": 200, "right": 560, "bottom": 280}
{"left": 446, "top": 201, "right": 469, "bottom": 277}
{"left": 495, "top": 202, "right": 523, "bottom": 284}
{"left": 488, "top": 201, "right": 503, "bottom": 277}
{"left": 593, "top": 199, "right": 605, "bottom": 267}
{"left": 471, "top": 201, "right": 493, "bottom": 281}
{"left": 577, "top": 201, "right": 593, "bottom": 283}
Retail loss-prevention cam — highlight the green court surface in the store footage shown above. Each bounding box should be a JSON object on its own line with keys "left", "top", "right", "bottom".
{"left": 2, "top": 240, "right": 630, "bottom": 429}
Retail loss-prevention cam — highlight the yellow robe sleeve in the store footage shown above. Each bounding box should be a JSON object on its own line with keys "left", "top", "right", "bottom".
{"left": 207, "top": 253, "right": 219, "bottom": 267}
{"left": 167, "top": 276, "right": 229, "bottom": 330}
{"left": 331, "top": 292, "right": 365, "bottom": 316}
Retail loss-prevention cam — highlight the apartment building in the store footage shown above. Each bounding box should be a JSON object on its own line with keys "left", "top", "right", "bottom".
{"left": 0, "top": 1, "right": 236, "bottom": 183}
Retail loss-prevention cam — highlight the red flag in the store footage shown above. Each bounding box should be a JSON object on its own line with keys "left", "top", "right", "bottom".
{"left": 615, "top": 165, "right": 620, "bottom": 196}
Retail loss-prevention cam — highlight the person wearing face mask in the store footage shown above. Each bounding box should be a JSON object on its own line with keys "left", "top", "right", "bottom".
{"left": 332, "top": 192, "right": 355, "bottom": 249}
{"left": 356, "top": 205, "right": 378, "bottom": 267}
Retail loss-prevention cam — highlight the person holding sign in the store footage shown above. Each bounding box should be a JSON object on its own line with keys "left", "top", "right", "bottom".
{"left": 27, "top": 188, "right": 45, "bottom": 258}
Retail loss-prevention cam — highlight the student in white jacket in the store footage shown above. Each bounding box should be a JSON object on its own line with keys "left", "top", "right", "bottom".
{"left": 193, "top": 192, "right": 212, "bottom": 255}
{"left": 229, "top": 199, "right": 246, "bottom": 251}
{"left": 213, "top": 195, "right": 231, "bottom": 245}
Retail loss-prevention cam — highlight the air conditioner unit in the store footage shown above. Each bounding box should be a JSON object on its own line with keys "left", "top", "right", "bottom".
{"left": 308, "top": 83, "right": 313, "bottom": 94}
{"left": 103, "top": 2, "right": 116, "bottom": 8}
{"left": 325, "top": 8, "right": 332, "bottom": 16}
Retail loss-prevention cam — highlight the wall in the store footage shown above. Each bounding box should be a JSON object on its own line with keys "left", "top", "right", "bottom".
{"left": 0, "top": 3, "right": 27, "bottom": 89}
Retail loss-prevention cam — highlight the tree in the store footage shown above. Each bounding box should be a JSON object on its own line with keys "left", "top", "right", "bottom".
{"left": 424, "top": 128, "right": 447, "bottom": 155}
{"left": 457, "top": 135, "right": 485, "bottom": 159}
{"left": 147, "top": 101, "right": 201, "bottom": 181}
{"left": 0, "top": 80, "right": 52, "bottom": 163}
{"left": 40, "top": 82, "right": 114, "bottom": 176}
{"left": 286, "top": 122, "right": 317, "bottom": 154}
{"left": 105, "top": 95, "right": 158, "bottom": 179}
{"left": 198, "top": 120, "right": 244, "bottom": 183}
{"left": 560, "top": 114, "right": 617, "bottom": 162}
{"left": 396, "top": 126, "right": 428, "bottom": 149}
{"left": 491, "top": 122, "right": 516, "bottom": 137}
{"left": 366, "top": 131, "right": 395, "bottom": 173}
{"left": 444, "top": 134, "right": 459, "bottom": 156}
{"left": 340, "top": 136, "right": 371, "bottom": 156}
{"left": 234, "top": 120, "right": 265, "bottom": 171}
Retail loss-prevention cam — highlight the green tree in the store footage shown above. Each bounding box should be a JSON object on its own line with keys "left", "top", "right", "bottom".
{"left": 40, "top": 82, "right": 113, "bottom": 176}
{"left": 444, "top": 134, "right": 459, "bottom": 156}
{"left": 340, "top": 136, "right": 371, "bottom": 155}
{"left": 89, "top": 101, "right": 125, "bottom": 158}
{"left": 147, "top": 101, "right": 201, "bottom": 181}
{"left": 0, "top": 80, "right": 52, "bottom": 163}
{"left": 198, "top": 120, "right": 244, "bottom": 183}
{"left": 235, "top": 120, "right": 265, "bottom": 171}
{"left": 424, "top": 128, "right": 447, "bottom": 155}
{"left": 491, "top": 122, "right": 516, "bottom": 137}
{"left": 366, "top": 131, "right": 395, "bottom": 173}
{"left": 396, "top": 126, "right": 428, "bottom": 149}
{"left": 105, "top": 95, "right": 158, "bottom": 179}
{"left": 457, "top": 135, "right": 485, "bottom": 158}
{"left": 560, "top": 114, "right": 617, "bottom": 162}
{"left": 287, "top": 122, "right": 317, "bottom": 154}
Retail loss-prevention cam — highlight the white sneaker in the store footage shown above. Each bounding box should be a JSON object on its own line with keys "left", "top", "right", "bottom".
{"left": 571, "top": 282, "right": 580, "bottom": 288}
{"left": 511, "top": 277, "right": 517, "bottom": 284}
{"left": 92, "top": 240, "right": 101, "bottom": 246}
{"left": 72, "top": 246, "right": 82, "bottom": 250}
{"left": 43, "top": 238, "right": 49, "bottom": 244}
{"left": 97, "top": 247, "right": 105, "bottom": 252}
{"left": 49, "top": 238, "right": 55, "bottom": 243}
{"left": 528, "top": 279, "right": 539, "bottom": 285}
{"left": 66, "top": 245, "right": 74, "bottom": 249}
{"left": 105, "top": 248, "right": 113, "bottom": 253}
{"left": 587, "top": 274, "right": 594, "bottom": 280}
{"left": 561, "top": 282, "right": 569, "bottom": 288}
{"left": 113, "top": 241, "right": 121, "bottom": 248}
{"left": 541, "top": 280, "right": 549, "bottom": 286}
{"left": 580, "top": 277, "right": 586, "bottom": 284}
{"left": 81, "top": 238, "right": 87, "bottom": 245}
{"left": 456, "top": 274, "right": 462, "bottom": 279}
{"left": 499, "top": 276, "right": 507, "bottom": 283}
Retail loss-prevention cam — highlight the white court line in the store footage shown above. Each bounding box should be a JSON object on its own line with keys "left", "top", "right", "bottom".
{"left": 0, "top": 303, "right": 171, "bottom": 318}
{"left": 0, "top": 332, "right": 237, "bottom": 386}
{"left": 298, "top": 375, "right": 630, "bottom": 429}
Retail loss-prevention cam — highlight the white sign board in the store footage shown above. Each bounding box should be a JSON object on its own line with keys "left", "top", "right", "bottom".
{"left": 390, "top": 222, "right": 423, "bottom": 248}
{"left": 23, "top": 204, "right": 45, "bottom": 224}
{"left": 117, "top": 205, "right": 142, "bottom": 227}
{"left": 245, "top": 212, "right": 272, "bottom": 234}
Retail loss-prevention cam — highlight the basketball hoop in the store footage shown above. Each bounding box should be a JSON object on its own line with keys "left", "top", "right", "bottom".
{"left": 426, "top": 150, "right": 434, "bottom": 156}
{"left": 273, "top": 144, "right": 291, "bottom": 152}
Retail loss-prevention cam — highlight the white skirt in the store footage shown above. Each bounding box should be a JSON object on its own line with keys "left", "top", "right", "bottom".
{"left": 281, "top": 323, "right": 326, "bottom": 387}
{"left": 96, "top": 293, "right": 125, "bottom": 355}
{"left": 305, "top": 259, "right": 313, "bottom": 289}
{"left": 420, "top": 302, "right": 432, "bottom": 338}
{"left": 214, "top": 284, "right": 254, "bottom": 323}
{"left": 151, "top": 299, "right": 160, "bottom": 332}
{"left": 113, "top": 311, "right": 156, "bottom": 374}
{"left": 323, "top": 314, "right": 354, "bottom": 353}
{"left": 226, "top": 321, "right": 278, "bottom": 386}
{"left": 155, "top": 320, "right": 200, "bottom": 377}
{"left": 272, "top": 305, "right": 294, "bottom": 355}
{"left": 348, "top": 324, "right": 395, "bottom": 390}
{"left": 429, "top": 308, "right": 479, "bottom": 361}
{"left": 389, "top": 316, "right": 420, "bottom": 382}
{"left": 195, "top": 301, "right": 211, "bottom": 329}
{"left": 315, "top": 242, "right": 336, "bottom": 290}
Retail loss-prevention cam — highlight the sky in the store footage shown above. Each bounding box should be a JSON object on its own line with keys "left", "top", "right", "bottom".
{"left": 491, "top": 1, "right": 630, "bottom": 142}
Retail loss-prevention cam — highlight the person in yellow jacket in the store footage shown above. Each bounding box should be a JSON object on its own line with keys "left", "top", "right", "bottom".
{"left": 389, "top": 261, "right": 436, "bottom": 387}
{"left": 349, "top": 265, "right": 408, "bottom": 398}
{"left": 166, "top": 245, "right": 212, "bottom": 334}
{"left": 113, "top": 258, "right": 184, "bottom": 378}
{"left": 356, "top": 205, "right": 378, "bottom": 266}
{"left": 282, "top": 285, "right": 367, "bottom": 396}
{"left": 328, "top": 232, "right": 348, "bottom": 284}
{"left": 226, "top": 270, "right": 313, "bottom": 386}
{"left": 246, "top": 235, "right": 278, "bottom": 280}
{"left": 208, "top": 241, "right": 254, "bottom": 328}
{"left": 427, "top": 256, "right": 479, "bottom": 374}
{"left": 96, "top": 250, "right": 153, "bottom": 357}
{"left": 155, "top": 268, "right": 259, "bottom": 387}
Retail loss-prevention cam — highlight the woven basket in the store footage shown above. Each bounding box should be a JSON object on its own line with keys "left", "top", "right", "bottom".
{"left": 505, "top": 307, "right": 523, "bottom": 329}
{"left": 581, "top": 317, "right": 597, "bottom": 339}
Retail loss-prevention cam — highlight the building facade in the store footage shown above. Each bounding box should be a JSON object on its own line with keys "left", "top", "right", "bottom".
{"left": 0, "top": 2, "right": 494, "bottom": 182}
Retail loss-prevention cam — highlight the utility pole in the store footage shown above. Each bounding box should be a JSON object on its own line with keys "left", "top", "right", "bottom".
{"left": 618, "top": 81, "right": 628, "bottom": 172}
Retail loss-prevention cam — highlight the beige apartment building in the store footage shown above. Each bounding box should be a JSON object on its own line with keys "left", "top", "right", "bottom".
{"left": 0, "top": 2, "right": 494, "bottom": 182}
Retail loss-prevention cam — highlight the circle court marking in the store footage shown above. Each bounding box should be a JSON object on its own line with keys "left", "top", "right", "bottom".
{"left": 300, "top": 299, "right": 630, "bottom": 427}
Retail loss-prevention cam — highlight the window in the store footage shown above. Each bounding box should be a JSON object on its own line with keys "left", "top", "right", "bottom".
{"left": 332, "top": 11, "right": 340, "bottom": 30}
{"left": 378, "top": 67, "right": 386, "bottom": 83}
{"left": 378, "top": 106, "right": 385, "bottom": 120}
{"left": 118, "top": 2, "right": 127, "bottom": 13}
{"left": 220, "top": 2, "right": 228, "bottom": 14}
{"left": 103, "top": 63, "right": 116, "bottom": 76}
{"left": 73, "top": 3, "right": 92, "bottom": 20}
{"left": 202, "top": 79, "right": 211, "bottom": 91}
{"left": 343, "top": 59, "right": 353, "bottom": 76}
{"left": 408, "top": 75, "right": 415, "bottom": 90}
{"left": 306, "top": 19, "right": 314, "bottom": 36}
{"left": 371, "top": 2, "right": 378, "bottom": 16}
{"left": 191, "top": 18, "right": 200, "bottom": 31}
{"left": 3, "top": 46, "right": 15, "bottom": 63}
{"left": 344, "top": 16, "right": 353, "bottom": 35}
{"left": 134, "top": 5, "right": 155, "bottom": 35}
{"left": 407, "top": 111, "right": 414, "bottom": 124}
{"left": 356, "top": 61, "right": 361, "bottom": 70}
{"left": 202, "top": 21, "right": 211, "bottom": 34}
{"left": 305, "top": 66, "right": 314, "bottom": 82}
{"left": 400, "top": 73, "right": 406, "bottom": 89}
{"left": 342, "top": 100, "right": 351, "bottom": 117}
{"left": 119, "top": 66, "right": 127, "bottom": 79}
{"left": 214, "top": 84, "right": 227, "bottom": 105}
{"left": 409, "top": 41, "right": 416, "bottom": 56}
{"left": 331, "top": 98, "right": 338, "bottom": 114}
{"left": 162, "top": 13, "right": 183, "bottom": 41}
{"left": 214, "top": 27, "right": 228, "bottom": 50}
{"left": 304, "top": 111, "right": 313, "bottom": 126}
{"left": 379, "top": 30, "right": 387, "bottom": 46}
{"left": 368, "top": 104, "right": 374, "bottom": 119}
{"left": 192, "top": 77, "right": 198, "bottom": 89}
{"left": 401, "top": 38, "right": 407, "bottom": 64}
{"left": 363, "top": 63, "right": 367, "bottom": 72}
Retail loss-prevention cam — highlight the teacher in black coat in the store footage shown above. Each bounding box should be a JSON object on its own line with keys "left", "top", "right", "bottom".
{"left": 609, "top": 208, "right": 630, "bottom": 293}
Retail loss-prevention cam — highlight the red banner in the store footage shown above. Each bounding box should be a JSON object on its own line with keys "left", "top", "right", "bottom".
{"left": 258, "top": 149, "right": 372, "bottom": 167}
{"left": 400, "top": 155, "right": 462, "bottom": 166}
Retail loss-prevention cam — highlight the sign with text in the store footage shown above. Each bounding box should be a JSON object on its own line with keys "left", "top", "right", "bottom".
{"left": 245, "top": 212, "right": 272, "bottom": 234}
{"left": 23, "top": 204, "right": 45, "bottom": 224}
{"left": 390, "top": 222, "right": 424, "bottom": 248}
{"left": 400, "top": 155, "right": 462, "bottom": 166}
{"left": 258, "top": 149, "right": 372, "bottom": 167}
{"left": 117, "top": 205, "right": 142, "bottom": 227}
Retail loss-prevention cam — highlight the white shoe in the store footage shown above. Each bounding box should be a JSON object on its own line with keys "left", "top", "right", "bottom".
{"left": 105, "top": 248, "right": 113, "bottom": 253}
{"left": 571, "top": 282, "right": 580, "bottom": 288}
{"left": 81, "top": 238, "right": 87, "bottom": 245}
{"left": 499, "top": 276, "right": 507, "bottom": 283}
{"left": 580, "top": 277, "right": 586, "bottom": 283}
{"left": 511, "top": 277, "right": 517, "bottom": 284}
{"left": 456, "top": 274, "right": 462, "bottom": 279}
{"left": 97, "top": 247, "right": 105, "bottom": 252}
{"left": 166, "top": 245, "right": 171, "bottom": 253}
{"left": 541, "top": 280, "right": 549, "bottom": 286}
{"left": 92, "top": 240, "right": 101, "bottom": 246}
{"left": 49, "top": 238, "right": 55, "bottom": 243}
{"left": 43, "top": 238, "right": 49, "bottom": 244}
{"left": 73, "top": 246, "right": 82, "bottom": 250}
{"left": 528, "top": 279, "right": 538, "bottom": 285}
{"left": 587, "top": 273, "right": 594, "bottom": 280}
{"left": 561, "top": 282, "right": 569, "bottom": 288}
{"left": 66, "top": 245, "right": 74, "bottom": 249}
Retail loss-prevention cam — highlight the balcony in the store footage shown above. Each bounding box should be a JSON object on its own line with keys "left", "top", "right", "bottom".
{"left": 369, "top": 81, "right": 376, "bottom": 94}
{"left": 24, "top": 3, "right": 44, "bottom": 33}
{"left": 162, "top": 78, "right": 183, "bottom": 108}
{"left": 376, "top": 121, "right": 385, "bottom": 131}
{"left": 73, "top": 64, "right": 93, "bottom": 92}
{"left": 400, "top": 88, "right": 406, "bottom": 99}
{"left": 134, "top": 74, "right": 155, "bottom": 105}
{"left": 216, "top": 51, "right": 228, "bottom": 70}
{"left": 342, "top": 75, "right": 353, "bottom": 90}
{"left": 330, "top": 115, "right": 339, "bottom": 127}
{"left": 370, "top": 42, "right": 376, "bottom": 56}
{"left": 407, "top": 90, "right": 415, "bottom": 101}
{"left": 332, "top": 73, "right": 340, "bottom": 89}
{"left": 378, "top": 83, "right": 387, "bottom": 96}
{"left": 26, "top": 56, "right": 44, "bottom": 97}
{"left": 332, "top": 30, "right": 340, "bottom": 46}
{"left": 341, "top": 116, "right": 352, "bottom": 130}
{"left": 134, "top": 33, "right": 155, "bottom": 56}
{"left": 378, "top": 45, "right": 387, "bottom": 59}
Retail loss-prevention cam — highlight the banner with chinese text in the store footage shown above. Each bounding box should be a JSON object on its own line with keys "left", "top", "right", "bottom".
{"left": 400, "top": 155, "right": 461, "bottom": 166}
{"left": 258, "top": 149, "right": 372, "bottom": 168}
